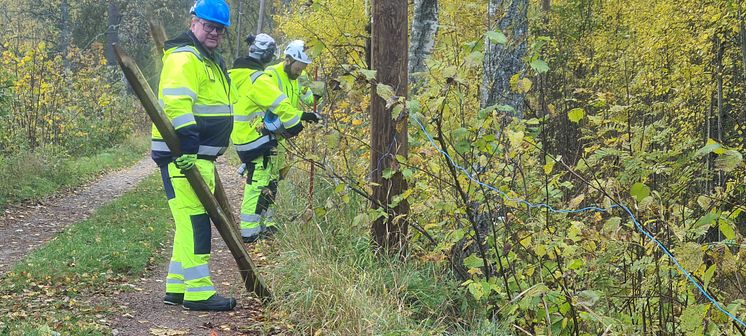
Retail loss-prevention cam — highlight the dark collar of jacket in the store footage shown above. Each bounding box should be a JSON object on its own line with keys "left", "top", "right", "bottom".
{"left": 232, "top": 56, "right": 264, "bottom": 71}
{"left": 164, "top": 31, "right": 231, "bottom": 85}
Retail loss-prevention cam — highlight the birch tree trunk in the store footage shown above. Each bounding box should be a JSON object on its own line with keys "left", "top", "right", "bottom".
{"left": 408, "top": 0, "right": 438, "bottom": 89}
{"left": 481, "top": 0, "right": 528, "bottom": 118}
{"left": 256, "top": 0, "right": 266, "bottom": 34}
{"left": 59, "top": 0, "right": 71, "bottom": 68}
{"left": 105, "top": 1, "right": 122, "bottom": 67}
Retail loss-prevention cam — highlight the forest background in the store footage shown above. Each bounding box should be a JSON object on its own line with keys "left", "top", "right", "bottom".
{"left": 0, "top": 0, "right": 745, "bottom": 335}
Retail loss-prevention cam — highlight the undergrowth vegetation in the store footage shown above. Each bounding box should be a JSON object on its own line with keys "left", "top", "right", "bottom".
{"left": 275, "top": 0, "right": 746, "bottom": 334}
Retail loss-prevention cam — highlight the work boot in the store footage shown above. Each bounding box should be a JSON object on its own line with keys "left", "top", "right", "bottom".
{"left": 260, "top": 225, "right": 279, "bottom": 238}
{"left": 163, "top": 292, "right": 184, "bottom": 305}
{"left": 182, "top": 293, "right": 237, "bottom": 311}
{"left": 242, "top": 234, "right": 260, "bottom": 243}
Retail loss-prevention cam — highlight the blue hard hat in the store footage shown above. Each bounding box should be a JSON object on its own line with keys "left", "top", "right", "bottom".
{"left": 190, "top": 0, "right": 231, "bottom": 27}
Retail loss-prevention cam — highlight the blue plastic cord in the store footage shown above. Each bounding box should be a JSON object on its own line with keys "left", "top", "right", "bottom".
{"left": 410, "top": 115, "right": 746, "bottom": 329}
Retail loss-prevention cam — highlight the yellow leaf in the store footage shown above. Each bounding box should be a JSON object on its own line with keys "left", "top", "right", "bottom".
{"left": 519, "top": 235, "right": 532, "bottom": 248}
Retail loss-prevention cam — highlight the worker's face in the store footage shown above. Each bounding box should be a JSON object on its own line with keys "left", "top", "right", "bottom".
{"left": 191, "top": 19, "right": 226, "bottom": 50}
{"left": 284, "top": 58, "right": 308, "bottom": 80}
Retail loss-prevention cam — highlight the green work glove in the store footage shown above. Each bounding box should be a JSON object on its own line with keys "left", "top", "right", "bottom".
{"left": 175, "top": 154, "right": 197, "bottom": 171}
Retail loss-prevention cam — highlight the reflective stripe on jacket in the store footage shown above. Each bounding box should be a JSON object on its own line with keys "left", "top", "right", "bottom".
{"left": 268, "top": 63, "right": 319, "bottom": 108}
{"left": 230, "top": 58, "right": 304, "bottom": 163}
{"left": 151, "top": 31, "right": 236, "bottom": 166}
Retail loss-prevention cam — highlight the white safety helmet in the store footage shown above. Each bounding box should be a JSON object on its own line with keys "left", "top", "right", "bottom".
{"left": 284, "top": 40, "right": 312, "bottom": 64}
{"left": 247, "top": 33, "right": 276, "bottom": 65}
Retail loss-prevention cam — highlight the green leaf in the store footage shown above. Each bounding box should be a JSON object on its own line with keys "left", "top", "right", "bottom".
{"left": 352, "top": 213, "right": 369, "bottom": 227}
{"left": 543, "top": 158, "right": 556, "bottom": 175}
{"left": 568, "top": 259, "right": 584, "bottom": 270}
{"left": 308, "top": 80, "right": 326, "bottom": 96}
{"left": 630, "top": 182, "right": 651, "bottom": 202}
{"left": 506, "top": 130, "right": 524, "bottom": 149}
{"left": 359, "top": 69, "right": 377, "bottom": 81}
{"left": 703, "top": 264, "right": 716, "bottom": 290}
{"left": 313, "top": 207, "right": 327, "bottom": 217}
{"left": 602, "top": 217, "right": 622, "bottom": 234}
{"left": 697, "top": 138, "right": 727, "bottom": 156}
{"left": 406, "top": 100, "right": 421, "bottom": 114}
{"left": 530, "top": 59, "right": 550, "bottom": 74}
{"left": 680, "top": 304, "right": 709, "bottom": 334}
{"left": 326, "top": 129, "right": 341, "bottom": 149}
{"left": 485, "top": 30, "right": 507, "bottom": 44}
{"left": 334, "top": 183, "right": 346, "bottom": 194}
{"left": 696, "top": 196, "right": 711, "bottom": 210}
{"left": 465, "top": 51, "right": 484, "bottom": 67}
{"left": 451, "top": 127, "right": 471, "bottom": 154}
{"left": 450, "top": 229, "right": 466, "bottom": 243}
{"left": 496, "top": 104, "right": 516, "bottom": 113}
{"left": 392, "top": 104, "right": 404, "bottom": 120}
{"left": 468, "top": 281, "right": 484, "bottom": 300}
{"left": 308, "top": 38, "right": 325, "bottom": 56}
{"left": 719, "top": 221, "right": 736, "bottom": 240}
{"left": 714, "top": 150, "right": 743, "bottom": 172}
{"left": 568, "top": 108, "right": 585, "bottom": 123}
{"left": 695, "top": 212, "right": 718, "bottom": 228}
{"left": 376, "top": 83, "right": 396, "bottom": 101}
{"left": 463, "top": 254, "right": 485, "bottom": 269}
{"left": 577, "top": 290, "right": 601, "bottom": 307}
{"left": 382, "top": 168, "right": 395, "bottom": 180}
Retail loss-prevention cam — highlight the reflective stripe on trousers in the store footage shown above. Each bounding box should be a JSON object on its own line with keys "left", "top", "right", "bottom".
{"left": 164, "top": 159, "right": 217, "bottom": 301}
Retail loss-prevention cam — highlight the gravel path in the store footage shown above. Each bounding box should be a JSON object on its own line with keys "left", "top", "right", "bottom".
{"left": 0, "top": 157, "right": 278, "bottom": 335}
{"left": 0, "top": 157, "right": 155, "bottom": 275}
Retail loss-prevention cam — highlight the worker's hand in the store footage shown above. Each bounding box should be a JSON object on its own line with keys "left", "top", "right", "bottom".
{"left": 175, "top": 154, "right": 198, "bottom": 171}
{"left": 301, "top": 112, "right": 321, "bottom": 123}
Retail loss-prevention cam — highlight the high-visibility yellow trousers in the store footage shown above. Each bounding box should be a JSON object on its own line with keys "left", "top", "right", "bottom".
{"left": 160, "top": 159, "right": 217, "bottom": 302}
{"left": 240, "top": 155, "right": 278, "bottom": 238}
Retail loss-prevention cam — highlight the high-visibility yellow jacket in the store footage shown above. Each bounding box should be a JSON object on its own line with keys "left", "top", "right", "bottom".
{"left": 230, "top": 57, "right": 304, "bottom": 163}
{"left": 150, "top": 31, "right": 237, "bottom": 167}
{"left": 267, "top": 63, "right": 316, "bottom": 108}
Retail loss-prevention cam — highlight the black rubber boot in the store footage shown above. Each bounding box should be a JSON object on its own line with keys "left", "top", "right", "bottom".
{"left": 183, "top": 294, "right": 237, "bottom": 311}
{"left": 242, "top": 234, "right": 260, "bottom": 243}
{"left": 260, "top": 225, "right": 279, "bottom": 238}
{"left": 163, "top": 292, "right": 184, "bottom": 305}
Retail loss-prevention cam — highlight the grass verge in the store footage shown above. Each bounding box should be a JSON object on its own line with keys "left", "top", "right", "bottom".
{"left": 0, "top": 132, "right": 149, "bottom": 210}
{"left": 0, "top": 174, "right": 170, "bottom": 335}
{"left": 265, "top": 168, "right": 512, "bottom": 335}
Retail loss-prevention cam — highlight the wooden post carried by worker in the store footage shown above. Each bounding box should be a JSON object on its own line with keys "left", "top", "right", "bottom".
{"left": 113, "top": 44, "right": 272, "bottom": 300}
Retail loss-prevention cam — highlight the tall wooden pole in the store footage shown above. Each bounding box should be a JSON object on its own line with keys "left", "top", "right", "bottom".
{"left": 369, "top": 0, "right": 409, "bottom": 251}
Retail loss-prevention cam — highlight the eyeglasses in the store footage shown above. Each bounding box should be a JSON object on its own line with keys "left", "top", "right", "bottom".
{"left": 199, "top": 20, "right": 227, "bottom": 35}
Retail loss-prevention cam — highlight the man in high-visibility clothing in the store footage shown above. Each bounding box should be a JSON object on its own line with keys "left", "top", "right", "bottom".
{"left": 151, "top": 0, "right": 237, "bottom": 311}
{"left": 267, "top": 40, "right": 318, "bottom": 113}
{"left": 230, "top": 34, "right": 321, "bottom": 243}
{"left": 266, "top": 40, "right": 320, "bottom": 175}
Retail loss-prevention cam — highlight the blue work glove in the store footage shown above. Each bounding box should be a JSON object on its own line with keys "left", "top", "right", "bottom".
{"left": 175, "top": 154, "right": 197, "bottom": 171}
{"left": 301, "top": 112, "right": 321, "bottom": 123}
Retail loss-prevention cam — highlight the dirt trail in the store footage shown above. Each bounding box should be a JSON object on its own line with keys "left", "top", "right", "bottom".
{"left": 0, "top": 157, "right": 155, "bottom": 275}
{"left": 0, "top": 156, "right": 277, "bottom": 335}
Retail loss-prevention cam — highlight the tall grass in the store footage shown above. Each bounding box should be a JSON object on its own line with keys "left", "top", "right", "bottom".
{"left": 267, "top": 168, "right": 513, "bottom": 335}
